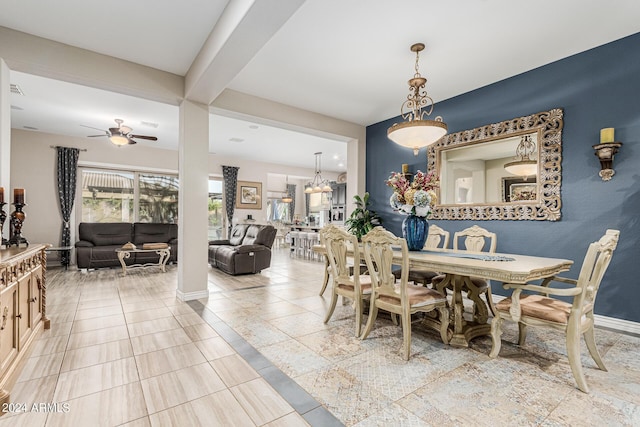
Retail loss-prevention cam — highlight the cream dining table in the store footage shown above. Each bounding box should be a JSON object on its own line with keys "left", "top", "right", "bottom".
{"left": 314, "top": 244, "right": 573, "bottom": 347}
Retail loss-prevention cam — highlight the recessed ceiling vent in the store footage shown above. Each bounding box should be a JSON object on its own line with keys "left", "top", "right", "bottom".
{"left": 140, "top": 121, "right": 159, "bottom": 128}
{"left": 229, "top": 137, "right": 244, "bottom": 143}
{"left": 10, "top": 84, "right": 24, "bottom": 95}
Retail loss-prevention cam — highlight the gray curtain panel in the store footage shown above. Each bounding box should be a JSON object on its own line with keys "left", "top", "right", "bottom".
{"left": 56, "top": 147, "right": 80, "bottom": 267}
{"left": 287, "top": 183, "right": 296, "bottom": 222}
{"left": 222, "top": 165, "right": 239, "bottom": 236}
{"left": 305, "top": 192, "right": 310, "bottom": 219}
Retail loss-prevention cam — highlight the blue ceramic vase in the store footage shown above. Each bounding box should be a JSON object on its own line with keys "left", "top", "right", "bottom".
{"left": 402, "top": 214, "right": 428, "bottom": 251}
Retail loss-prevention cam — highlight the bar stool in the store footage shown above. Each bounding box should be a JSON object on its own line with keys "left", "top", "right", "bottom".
{"left": 289, "top": 231, "right": 300, "bottom": 257}
{"left": 299, "top": 232, "right": 311, "bottom": 258}
{"left": 305, "top": 232, "right": 320, "bottom": 260}
{"left": 273, "top": 225, "right": 286, "bottom": 249}
{"left": 294, "top": 231, "right": 307, "bottom": 258}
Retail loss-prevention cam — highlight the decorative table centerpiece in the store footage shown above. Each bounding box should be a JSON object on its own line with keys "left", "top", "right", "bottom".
{"left": 386, "top": 169, "right": 439, "bottom": 250}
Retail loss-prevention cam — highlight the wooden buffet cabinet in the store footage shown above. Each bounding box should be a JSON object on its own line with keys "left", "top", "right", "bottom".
{"left": 0, "top": 244, "right": 50, "bottom": 408}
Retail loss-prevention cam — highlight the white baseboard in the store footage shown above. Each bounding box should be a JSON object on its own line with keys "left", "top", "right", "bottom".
{"left": 491, "top": 294, "right": 640, "bottom": 335}
{"left": 593, "top": 314, "right": 640, "bottom": 335}
{"left": 176, "top": 289, "right": 210, "bottom": 302}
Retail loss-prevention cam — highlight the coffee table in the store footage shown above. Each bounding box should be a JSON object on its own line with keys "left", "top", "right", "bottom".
{"left": 115, "top": 247, "right": 171, "bottom": 276}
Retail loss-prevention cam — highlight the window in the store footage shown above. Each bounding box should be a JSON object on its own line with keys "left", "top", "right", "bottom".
{"left": 138, "top": 174, "right": 179, "bottom": 223}
{"left": 80, "top": 168, "right": 178, "bottom": 223}
{"left": 208, "top": 179, "right": 224, "bottom": 239}
{"left": 267, "top": 199, "right": 290, "bottom": 222}
{"left": 81, "top": 169, "right": 134, "bottom": 222}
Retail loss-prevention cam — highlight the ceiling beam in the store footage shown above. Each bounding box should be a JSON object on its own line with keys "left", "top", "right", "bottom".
{"left": 184, "top": 0, "right": 306, "bottom": 105}
{"left": 0, "top": 27, "right": 184, "bottom": 106}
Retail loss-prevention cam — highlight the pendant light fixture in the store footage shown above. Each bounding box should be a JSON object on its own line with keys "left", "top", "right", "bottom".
{"left": 387, "top": 43, "right": 447, "bottom": 155}
{"left": 281, "top": 175, "right": 293, "bottom": 203}
{"left": 504, "top": 135, "right": 537, "bottom": 178}
{"left": 304, "top": 152, "right": 333, "bottom": 194}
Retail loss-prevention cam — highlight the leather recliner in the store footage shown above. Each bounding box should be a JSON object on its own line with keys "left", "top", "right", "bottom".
{"left": 208, "top": 224, "right": 276, "bottom": 275}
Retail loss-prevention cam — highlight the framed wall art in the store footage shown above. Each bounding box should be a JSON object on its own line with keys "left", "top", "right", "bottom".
{"left": 502, "top": 177, "right": 537, "bottom": 202}
{"left": 236, "top": 181, "right": 262, "bottom": 209}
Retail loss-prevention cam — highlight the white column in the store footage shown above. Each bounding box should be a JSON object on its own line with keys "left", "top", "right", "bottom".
{"left": 0, "top": 59, "right": 10, "bottom": 243}
{"left": 346, "top": 136, "right": 365, "bottom": 218}
{"left": 177, "top": 99, "right": 210, "bottom": 301}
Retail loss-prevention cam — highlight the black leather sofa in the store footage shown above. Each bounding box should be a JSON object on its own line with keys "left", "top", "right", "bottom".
{"left": 208, "top": 224, "right": 276, "bottom": 275}
{"left": 75, "top": 222, "right": 178, "bottom": 269}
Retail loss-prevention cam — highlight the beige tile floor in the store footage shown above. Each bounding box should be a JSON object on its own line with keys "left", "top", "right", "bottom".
{"left": 2, "top": 248, "right": 639, "bottom": 426}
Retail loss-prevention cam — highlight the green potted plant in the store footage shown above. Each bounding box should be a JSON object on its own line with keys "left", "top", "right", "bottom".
{"left": 345, "top": 192, "right": 382, "bottom": 241}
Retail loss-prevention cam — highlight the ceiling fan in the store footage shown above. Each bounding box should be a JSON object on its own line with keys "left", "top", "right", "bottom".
{"left": 83, "top": 119, "right": 158, "bottom": 146}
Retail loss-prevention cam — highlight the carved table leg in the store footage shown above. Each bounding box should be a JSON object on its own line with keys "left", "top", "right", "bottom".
{"left": 158, "top": 249, "right": 170, "bottom": 272}
{"left": 431, "top": 273, "right": 491, "bottom": 347}
{"left": 448, "top": 275, "right": 469, "bottom": 346}
{"left": 117, "top": 251, "right": 129, "bottom": 276}
{"left": 464, "top": 278, "right": 489, "bottom": 324}
{"left": 41, "top": 248, "right": 50, "bottom": 329}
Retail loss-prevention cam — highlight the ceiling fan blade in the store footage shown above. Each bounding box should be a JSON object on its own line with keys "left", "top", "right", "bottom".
{"left": 87, "top": 134, "right": 107, "bottom": 137}
{"left": 80, "top": 124, "right": 107, "bottom": 132}
{"left": 127, "top": 138, "right": 137, "bottom": 145}
{"left": 130, "top": 135, "right": 158, "bottom": 141}
{"left": 120, "top": 126, "right": 132, "bottom": 134}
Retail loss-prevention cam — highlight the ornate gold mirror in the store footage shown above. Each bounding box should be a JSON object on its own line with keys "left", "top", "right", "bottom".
{"left": 427, "top": 108, "right": 563, "bottom": 221}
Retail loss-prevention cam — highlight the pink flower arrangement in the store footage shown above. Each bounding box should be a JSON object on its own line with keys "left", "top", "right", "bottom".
{"left": 385, "top": 170, "right": 439, "bottom": 217}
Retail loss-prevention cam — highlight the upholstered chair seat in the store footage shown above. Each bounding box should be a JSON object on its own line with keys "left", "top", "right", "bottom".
{"left": 381, "top": 284, "right": 447, "bottom": 308}
{"left": 495, "top": 294, "right": 574, "bottom": 324}
{"left": 337, "top": 275, "right": 372, "bottom": 293}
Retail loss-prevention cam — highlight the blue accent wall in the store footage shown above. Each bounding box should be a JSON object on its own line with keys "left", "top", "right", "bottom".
{"left": 366, "top": 33, "right": 640, "bottom": 323}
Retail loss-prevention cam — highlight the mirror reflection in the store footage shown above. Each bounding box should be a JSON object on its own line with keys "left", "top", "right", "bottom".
{"left": 439, "top": 133, "right": 538, "bottom": 204}
{"left": 427, "top": 108, "right": 563, "bottom": 221}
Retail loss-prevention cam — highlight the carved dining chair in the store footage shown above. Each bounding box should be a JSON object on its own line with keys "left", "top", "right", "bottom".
{"left": 489, "top": 229, "right": 620, "bottom": 393}
{"left": 432, "top": 224, "right": 497, "bottom": 324}
{"left": 360, "top": 227, "right": 449, "bottom": 360}
{"left": 320, "top": 224, "right": 372, "bottom": 337}
{"left": 393, "top": 224, "right": 450, "bottom": 286}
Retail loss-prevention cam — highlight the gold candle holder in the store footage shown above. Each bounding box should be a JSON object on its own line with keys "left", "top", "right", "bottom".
{"left": 0, "top": 202, "right": 7, "bottom": 247}
{"left": 8, "top": 202, "right": 28, "bottom": 247}
{"left": 593, "top": 128, "right": 623, "bottom": 181}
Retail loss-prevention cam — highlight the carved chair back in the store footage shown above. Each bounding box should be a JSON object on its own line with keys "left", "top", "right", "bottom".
{"left": 453, "top": 225, "right": 497, "bottom": 253}
{"left": 320, "top": 224, "right": 360, "bottom": 286}
{"left": 425, "top": 224, "right": 450, "bottom": 249}
{"left": 361, "top": 226, "right": 409, "bottom": 301}
{"left": 568, "top": 229, "right": 619, "bottom": 314}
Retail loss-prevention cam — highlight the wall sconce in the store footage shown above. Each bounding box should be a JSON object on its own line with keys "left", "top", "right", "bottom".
{"left": 593, "top": 128, "right": 623, "bottom": 181}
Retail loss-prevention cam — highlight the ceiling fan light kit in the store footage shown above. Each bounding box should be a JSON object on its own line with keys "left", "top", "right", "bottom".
{"left": 110, "top": 135, "right": 130, "bottom": 146}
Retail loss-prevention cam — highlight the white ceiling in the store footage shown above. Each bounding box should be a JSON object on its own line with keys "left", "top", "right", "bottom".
{"left": 2, "top": 0, "right": 640, "bottom": 172}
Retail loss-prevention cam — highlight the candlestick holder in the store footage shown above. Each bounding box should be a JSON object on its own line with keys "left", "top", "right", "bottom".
{"left": 8, "top": 202, "right": 28, "bottom": 247}
{"left": 593, "top": 142, "right": 623, "bottom": 181}
{"left": 0, "top": 202, "right": 8, "bottom": 247}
